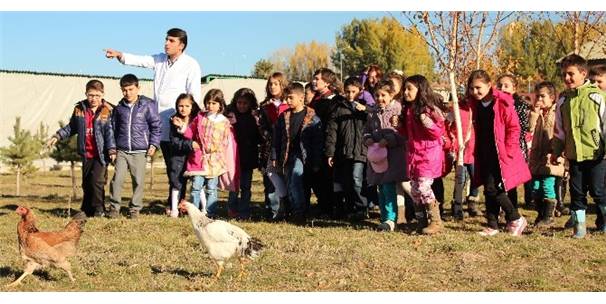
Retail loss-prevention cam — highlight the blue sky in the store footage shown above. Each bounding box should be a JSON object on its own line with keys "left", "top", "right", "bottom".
{"left": 0, "top": 11, "right": 391, "bottom": 78}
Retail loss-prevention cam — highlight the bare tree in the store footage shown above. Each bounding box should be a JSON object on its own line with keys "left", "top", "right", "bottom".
{"left": 538, "top": 11, "right": 606, "bottom": 55}
{"left": 401, "top": 11, "right": 515, "bottom": 205}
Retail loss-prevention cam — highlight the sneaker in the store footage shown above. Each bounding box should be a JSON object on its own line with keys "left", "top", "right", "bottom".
{"left": 108, "top": 208, "right": 120, "bottom": 219}
{"left": 479, "top": 227, "right": 499, "bottom": 236}
{"left": 377, "top": 220, "right": 395, "bottom": 232}
{"left": 507, "top": 216, "right": 528, "bottom": 236}
{"left": 93, "top": 210, "right": 105, "bottom": 218}
{"left": 348, "top": 210, "right": 369, "bottom": 221}
{"left": 128, "top": 210, "right": 139, "bottom": 219}
{"left": 564, "top": 214, "right": 576, "bottom": 229}
{"left": 227, "top": 209, "right": 239, "bottom": 219}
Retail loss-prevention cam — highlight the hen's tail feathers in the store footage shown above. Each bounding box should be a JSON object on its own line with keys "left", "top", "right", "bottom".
{"left": 245, "top": 237, "right": 264, "bottom": 259}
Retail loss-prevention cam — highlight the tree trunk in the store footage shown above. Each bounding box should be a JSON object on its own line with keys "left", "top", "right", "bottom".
{"left": 16, "top": 166, "right": 21, "bottom": 196}
{"left": 70, "top": 161, "right": 77, "bottom": 199}
{"left": 475, "top": 12, "right": 486, "bottom": 70}
{"left": 448, "top": 12, "right": 467, "bottom": 204}
{"left": 574, "top": 12, "right": 580, "bottom": 54}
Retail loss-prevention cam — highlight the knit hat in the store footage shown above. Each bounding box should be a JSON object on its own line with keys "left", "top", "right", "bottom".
{"left": 367, "top": 143, "right": 388, "bottom": 173}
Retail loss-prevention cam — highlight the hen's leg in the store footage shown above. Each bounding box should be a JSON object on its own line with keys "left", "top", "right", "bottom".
{"left": 56, "top": 260, "right": 75, "bottom": 282}
{"left": 238, "top": 257, "right": 248, "bottom": 280}
{"left": 6, "top": 261, "right": 39, "bottom": 287}
{"left": 214, "top": 261, "right": 224, "bottom": 279}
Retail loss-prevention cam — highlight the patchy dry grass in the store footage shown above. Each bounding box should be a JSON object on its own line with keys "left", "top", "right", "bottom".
{"left": 1, "top": 169, "right": 605, "bottom": 291}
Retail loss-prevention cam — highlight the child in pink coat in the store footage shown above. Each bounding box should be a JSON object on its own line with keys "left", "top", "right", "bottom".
{"left": 403, "top": 75, "right": 445, "bottom": 235}
{"left": 182, "top": 89, "right": 231, "bottom": 217}
{"left": 468, "top": 70, "right": 531, "bottom": 237}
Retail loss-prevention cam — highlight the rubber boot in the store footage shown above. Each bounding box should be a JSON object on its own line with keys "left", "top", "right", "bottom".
{"left": 452, "top": 200, "right": 464, "bottom": 221}
{"left": 533, "top": 195, "right": 545, "bottom": 226}
{"left": 422, "top": 201, "right": 443, "bottom": 235}
{"left": 536, "top": 198, "right": 556, "bottom": 227}
{"left": 414, "top": 203, "right": 428, "bottom": 234}
{"left": 572, "top": 210, "right": 586, "bottom": 239}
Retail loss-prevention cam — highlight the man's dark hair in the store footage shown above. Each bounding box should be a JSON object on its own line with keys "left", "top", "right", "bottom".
{"left": 119, "top": 73, "right": 139, "bottom": 88}
{"left": 167, "top": 28, "right": 188, "bottom": 51}
{"left": 560, "top": 54, "right": 588, "bottom": 72}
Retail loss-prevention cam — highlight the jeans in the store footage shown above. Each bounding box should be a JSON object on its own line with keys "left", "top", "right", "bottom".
{"left": 191, "top": 175, "right": 219, "bottom": 215}
{"left": 459, "top": 163, "right": 479, "bottom": 197}
{"left": 532, "top": 176, "right": 556, "bottom": 199}
{"left": 286, "top": 158, "right": 306, "bottom": 216}
{"left": 263, "top": 174, "right": 280, "bottom": 217}
{"left": 379, "top": 182, "right": 397, "bottom": 222}
{"left": 228, "top": 168, "right": 253, "bottom": 218}
{"left": 568, "top": 159, "right": 606, "bottom": 212}
{"left": 333, "top": 160, "right": 368, "bottom": 212}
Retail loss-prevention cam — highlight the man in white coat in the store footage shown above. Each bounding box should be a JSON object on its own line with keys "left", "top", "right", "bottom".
{"left": 104, "top": 28, "right": 202, "bottom": 213}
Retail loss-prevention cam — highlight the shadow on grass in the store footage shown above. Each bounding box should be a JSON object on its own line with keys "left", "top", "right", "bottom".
{"left": 0, "top": 266, "right": 55, "bottom": 282}
{"left": 0, "top": 194, "right": 70, "bottom": 203}
{"left": 150, "top": 265, "right": 212, "bottom": 280}
{"left": 38, "top": 208, "right": 82, "bottom": 218}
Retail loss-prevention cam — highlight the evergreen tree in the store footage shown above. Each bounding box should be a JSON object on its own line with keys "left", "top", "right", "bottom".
{"left": 251, "top": 59, "right": 274, "bottom": 79}
{"left": 49, "top": 121, "right": 80, "bottom": 199}
{"left": 0, "top": 117, "right": 42, "bottom": 196}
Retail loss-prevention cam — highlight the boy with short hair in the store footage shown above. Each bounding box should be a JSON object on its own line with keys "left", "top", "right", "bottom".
{"left": 552, "top": 54, "right": 606, "bottom": 238}
{"left": 325, "top": 76, "right": 369, "bottom": 219}
{"left": 272, "top": 82, "right": 323, "bottom": 224}
{"left": 589, "top": 64, "right": 606, "bottom": 92}
{"left": 48, "top": 80, "right": 116, "bottom": 217}
{"left": 109, "top": 74, "right": 161, "bottom": 219}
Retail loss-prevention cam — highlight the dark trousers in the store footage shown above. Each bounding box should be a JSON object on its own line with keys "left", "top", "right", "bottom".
{"left": 432, "top": 177, "right": 444, "bottom": 203}
{"left": 333, "top": 160, "right": 368, "bottom": 214}
{"left": 304, "top": 158, "right": 333, "bottom": 214}
{"left": 568, "top": 159, "right": 606, "bottom": 212}
{"left": 82, "top": 158, "right": 107, "bottom": 216}
{"left": 160, "top": 141, "right": 173, "bottom": 203}
{"left": 484, "top": 169, "right": 521, "bottom": 229}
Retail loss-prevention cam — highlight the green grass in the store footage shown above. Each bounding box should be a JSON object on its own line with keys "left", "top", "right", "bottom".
{"left": 1, "top": 169, "right": 606, "bottom": 291}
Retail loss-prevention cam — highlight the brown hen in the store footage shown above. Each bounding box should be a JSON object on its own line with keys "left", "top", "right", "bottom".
{"left": 6, "top": 206, "right": 87, "bottom": 287}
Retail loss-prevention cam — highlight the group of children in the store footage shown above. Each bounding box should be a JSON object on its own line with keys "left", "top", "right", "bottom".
{"left": 49, "top": 54, "right": 606, "bottom": 239}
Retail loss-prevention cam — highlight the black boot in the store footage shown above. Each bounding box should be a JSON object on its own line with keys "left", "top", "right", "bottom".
{"left": 533, "top": 197, "right": 545, "bottom": 226}
{"left": 467, "top": 196, "right": 482, "bottom": 217}
{"left": 536, "top": 198, "right": 556, "bottom": 227}
{"left": 413, "top": 203, "right": 428, "bottom": 234}
{"left": 452, "top": 200, "right": 464, "bottom": 221}
{"left": 439, "top": 201, "right": 451, "bottom": 222}
{"left": 555, "top": 200, "right": 570, "bottom": 217}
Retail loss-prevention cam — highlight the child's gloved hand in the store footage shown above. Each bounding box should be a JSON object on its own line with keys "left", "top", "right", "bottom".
{"left": 364, "top": 138, "right": 374, "bottom": 147}
{"left": 379, "top": 139, "right": 388, "bottom": 147}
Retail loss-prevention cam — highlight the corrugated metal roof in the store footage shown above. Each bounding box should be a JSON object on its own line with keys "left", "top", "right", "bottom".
{"left": 556, "top": 35, "right": 606, "bottom": 62}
